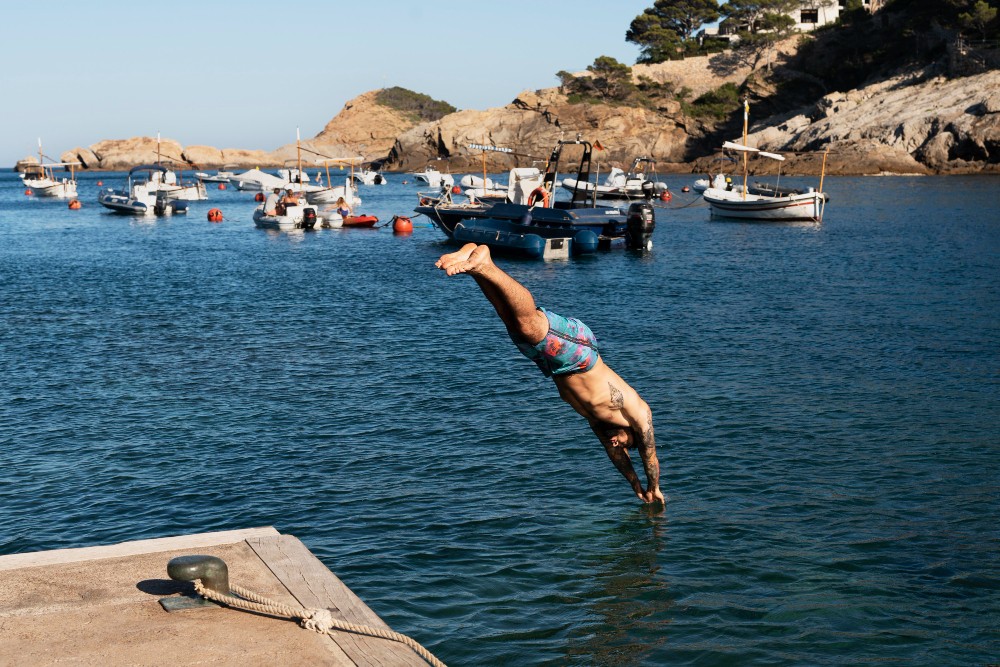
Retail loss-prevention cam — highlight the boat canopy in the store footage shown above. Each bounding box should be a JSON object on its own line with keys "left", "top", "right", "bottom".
{"left": 758, "top": 151, "right": 786, "bottom": 161}
{"left": 129, "top": 164, "right": 169, "bottom": 174}
{"left": 722, "top": 141, "right": 759, "bottom": 153}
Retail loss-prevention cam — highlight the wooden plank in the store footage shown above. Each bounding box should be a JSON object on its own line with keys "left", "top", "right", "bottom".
{"left": 248, "top": 534, "right": 429, "bottom": 667}
{"left": 0, "top": 527, "right": 280, "bottom": 571}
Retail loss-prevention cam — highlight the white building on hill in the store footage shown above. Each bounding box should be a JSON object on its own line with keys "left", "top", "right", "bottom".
{"left": 704, "top": 0, "right": 883, "bottom": 41}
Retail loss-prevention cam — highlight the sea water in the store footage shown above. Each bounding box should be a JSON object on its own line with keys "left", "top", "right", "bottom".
{"left": 1, "top": 170, "right": 997, "bottom": 665}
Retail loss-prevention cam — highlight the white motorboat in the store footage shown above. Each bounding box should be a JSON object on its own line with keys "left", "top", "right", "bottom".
{"left": 148, "top": 168, "right": 208, "bottom": 201}
{"left": 228, "top": 168, "right": 286, "bottom": 192}
{"left": 410, "top": 166, "right": 454, "bottom": 188}
{"left": 351, "top": 168, "right": 387, "bottom": 185}
{"left": 97, "top": 165, "right": 189, "bottom": 215}
{"left": 195, "top": 164, "right": 239, "bottom": 183}
{"left": 20, "top": 139, "right": 80, "bottom": 198}
{"left": 702, "top": 141, "right": 828, "bottom": 222}
{"left": 693, "top": 173, "right": 729, "bottom": 193}
{"left": 560, "top": 157, "right": 668, "bottom": 200}
{"left": 252, "top": 202, "right": 318, "bottom": 231}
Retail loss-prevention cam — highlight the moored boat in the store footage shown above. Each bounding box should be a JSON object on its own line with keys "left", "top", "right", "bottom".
{"left": 195, "top": 164, "right": 238, "bottom": 183}
{"left": 20, "top": 139, "right": 80, "bottom": 198}
{"left": 560, "top": 156, "right": 668, "bottom": 200}
{"left": 410, "top": 165, "right": 454, "bottom": 188}
{"left": 416, "top": 138, "right": 656, "bottom": 256}
{"left": 702, "top": 101, "right": 830, "bottom": 223}
{"left": 97, "top": 165, "right": 189, "bottom": 215}
{"left": 252, "top": 202, "right": 318, "bottom": 231}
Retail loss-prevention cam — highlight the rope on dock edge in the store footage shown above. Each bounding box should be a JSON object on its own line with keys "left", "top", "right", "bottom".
{"left": 194, "top": 579, "right": 447, "bottom": 667}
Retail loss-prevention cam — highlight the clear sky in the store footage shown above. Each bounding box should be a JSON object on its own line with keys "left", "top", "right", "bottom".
{"left": 0, "top": 0, "right": 654, "bottom": 166}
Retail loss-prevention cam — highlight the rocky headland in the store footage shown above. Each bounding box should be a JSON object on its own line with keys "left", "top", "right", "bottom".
{"left": 18, "top": 42, "right": 1000, "bottom": 176}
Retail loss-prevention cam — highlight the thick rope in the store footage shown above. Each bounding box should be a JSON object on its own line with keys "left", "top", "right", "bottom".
{"left": 193, "top": 580, "right": 446, "bottom": 667}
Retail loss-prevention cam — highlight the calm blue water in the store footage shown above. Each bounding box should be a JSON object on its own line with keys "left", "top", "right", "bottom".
{"left": 1, "top": 169, "right": 998, "bottom": 665}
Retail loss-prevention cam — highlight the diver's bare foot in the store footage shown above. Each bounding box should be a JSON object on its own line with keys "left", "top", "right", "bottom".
{"left": 436, "top": 244, "right": 493, "bottom": 276}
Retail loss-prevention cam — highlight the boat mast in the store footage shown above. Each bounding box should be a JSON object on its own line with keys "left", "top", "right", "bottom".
{"left": 741, "top": 99, "right": 749, "bottom": 200}
{"left": 819, "top": 146, "right": 830, "bottom": 193}
{"left": 296, "top": 127, "right": 302, "bottom": 189}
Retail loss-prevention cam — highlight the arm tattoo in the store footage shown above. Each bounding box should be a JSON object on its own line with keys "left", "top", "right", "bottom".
{"left": 638, "top": 411, "right": 659, "bottom": 489}
{"left": 608, "top": 383, "right": 625, "bottom": 409}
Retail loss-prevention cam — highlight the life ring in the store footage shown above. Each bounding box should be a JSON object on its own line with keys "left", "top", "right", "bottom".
{"left": 207, "top": 208, "right": 223, "bottom": 222}
{"left": 527, "top": 187, "right": 549, "bottom": 208}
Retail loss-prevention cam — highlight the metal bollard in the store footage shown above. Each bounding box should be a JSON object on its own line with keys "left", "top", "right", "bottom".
{"left": 160, "top": 555, "right": 230, "bottom": 612}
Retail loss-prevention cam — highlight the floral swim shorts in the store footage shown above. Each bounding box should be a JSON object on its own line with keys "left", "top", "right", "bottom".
{"left": 514, "top": 307, "right": 600, "bottom": 378}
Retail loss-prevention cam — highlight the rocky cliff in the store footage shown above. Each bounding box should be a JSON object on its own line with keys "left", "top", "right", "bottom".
{"left": 692, "top": 68, "right": 1000, "bottom": 176}
{"left": 40, "top": 54, "right": 1000, "bottom": 176}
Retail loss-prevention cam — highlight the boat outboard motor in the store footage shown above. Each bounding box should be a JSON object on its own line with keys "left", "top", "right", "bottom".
{"left": 301, "top": 207, "right": 317, "bottom": 230}
{"left": 626, "top": 202, "right": 655, "bottom": 251}
{"left": 641, "top": 180, "right": 655, "bottom": 200}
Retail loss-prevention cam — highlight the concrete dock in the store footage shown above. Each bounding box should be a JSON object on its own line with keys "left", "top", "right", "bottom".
{"left": 0, "top": 527, "right": 432, "bottom": 665}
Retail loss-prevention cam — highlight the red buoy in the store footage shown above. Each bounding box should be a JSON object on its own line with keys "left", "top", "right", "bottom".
{"left": 681, "top": 186, "right": 690, "bottom": 193}
{"left": 68, "top": 199, "right": 82, "bottom": 210}
{"left": 97, "top": 180, "right": 103, "bottom": 186}
{"left": 392, "top": 215, "right": 413, "bottom": 234}
{"left": 218, "top": 183, "right": 227, "bottom": 190}
{"left": 660, "top": 191, "right": 672, "bottom": 202}
{"left": 207, "top": 208, "right": 223, "bottom": 222}
{"left": 24, "top": 188, "right": 33, "bottom": 196}
{"left": 254, "top": 192, "right": 265, "bottom": 202}
{"left": 451, "top": 185, "right": 462, "bottom": 194}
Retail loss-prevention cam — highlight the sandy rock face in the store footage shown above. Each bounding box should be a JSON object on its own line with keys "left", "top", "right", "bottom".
{"left": 88, "top": 137, "right": 187, "bottom": 170}
{"left": 386, "top": 89, "right": 694, "bottom": 174}
{"left": 311, "top": 90, "right": 419, "bottom": 160}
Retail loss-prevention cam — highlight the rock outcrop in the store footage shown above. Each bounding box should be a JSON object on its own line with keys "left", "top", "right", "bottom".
{"left": 46, "top": 57, "right": 1000, "bottom": 175}
{"left": 56, "top": 91, "right": 420, "bottom": 172}
{"left": 384, "top": 88, "right": 699, "bottom": 174}
{"left": 710, "top": 68, "right": 1000, "bottom": 175}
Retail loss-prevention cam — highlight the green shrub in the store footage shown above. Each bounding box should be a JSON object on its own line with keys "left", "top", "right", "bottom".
{"left": 375, "top": 87, "right": 457, "bottom": 122}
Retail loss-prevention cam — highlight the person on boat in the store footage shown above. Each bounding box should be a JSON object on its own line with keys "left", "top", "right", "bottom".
{"left": 264, "top": 187, "right": 281, "bottom": 216}
{"left": 281, "top": 188, "right": 300, "bottom": 207}
{"left": 435, "top": 243, "right": 664, "bottom": 505}
{"left": 334, "top": 196, "right": 352, "bottom": 219}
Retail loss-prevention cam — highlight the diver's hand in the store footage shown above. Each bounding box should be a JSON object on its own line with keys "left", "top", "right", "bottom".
{"left": 640, "top": 487, "right": 665, "bottom": 505}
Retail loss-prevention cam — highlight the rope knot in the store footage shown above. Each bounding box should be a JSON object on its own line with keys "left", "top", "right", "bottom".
{"left": 300, "top": 607, "right": 336, "bottom": 633}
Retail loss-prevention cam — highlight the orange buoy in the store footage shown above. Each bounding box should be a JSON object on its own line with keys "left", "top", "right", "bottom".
{"left": 392, "top": 215, "right": 413, "bottom": 234}
{"left": 451, "top": 185, "right": 461, "bottom": 194}
{"left": 218, "top": 183, "right": 227, "bottom": 190}
{"left": 97, "top": 180, "right": 103, "bottom": 186}
{"left": 660, "top": 191, "right": 672, "bottom": 202}
{"left": 207, "top": 208, "right": 223, "bottom": 222}
{"left": 681, "top": 186, "right": 690, "bottom": 193}
{"left": 254, "top": 192, "right": 265, "bottom": 202}
{"left": 68, "top": 199, "right": 82, "bottom": 210}
{"left": 24, "top": 188, "right": 33, "bottom": 196}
